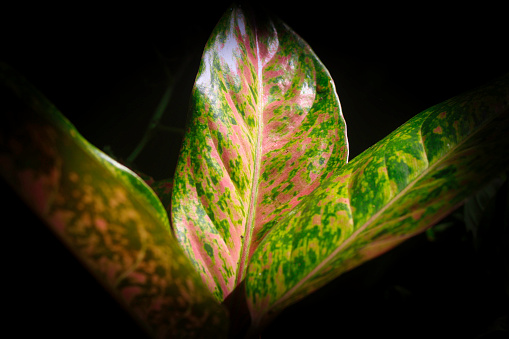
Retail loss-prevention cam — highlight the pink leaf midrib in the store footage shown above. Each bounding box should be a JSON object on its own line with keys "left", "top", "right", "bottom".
{"left": 236, "top": 23, "right": 264, "bottom": 286}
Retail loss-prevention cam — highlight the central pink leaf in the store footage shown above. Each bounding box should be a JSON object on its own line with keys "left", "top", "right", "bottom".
{"left": 171, "top": 4, "right": 348, "bottom": 300}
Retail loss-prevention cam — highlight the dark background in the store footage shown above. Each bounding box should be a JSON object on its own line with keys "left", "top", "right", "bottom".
{"left": 2, "top": 1, "right": 508, "bottom": 338}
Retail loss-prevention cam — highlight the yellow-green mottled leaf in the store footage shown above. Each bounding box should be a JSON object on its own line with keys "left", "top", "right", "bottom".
{"left": 0, "top": 62, "right": 228, "bottom": 338}
{"left": 171, "top": 3, "right": 348, "bottom": 300}
{"left": 246, "top": 73, "right": 509, "bottom": 329}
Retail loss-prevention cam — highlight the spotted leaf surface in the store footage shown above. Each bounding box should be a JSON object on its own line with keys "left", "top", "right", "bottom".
{"left": 246, "top": 74, "right": 509, "bottom": 328}
{"left": 0, "top": 63, "right": 228, "bottom": 339}
{"left": 171, "top": 4, "right": 347, "bottom": 300}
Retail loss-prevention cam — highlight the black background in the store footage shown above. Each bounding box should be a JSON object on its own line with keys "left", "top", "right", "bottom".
{"left": 2, "top": 1, "right": 508, "bottom": 338}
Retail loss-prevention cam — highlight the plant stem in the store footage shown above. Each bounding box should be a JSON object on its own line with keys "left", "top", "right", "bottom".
{"left": 126, "top": 50, "right": 190, "bottom": 166}
{"left": 156, "top": 124, "right": 186, "bottom": 135}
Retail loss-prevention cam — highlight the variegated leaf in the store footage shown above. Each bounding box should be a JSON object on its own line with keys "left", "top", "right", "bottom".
{"left": 171, "top": 4, "right": 348, "bottom": 300}
{"left": 0, "top": 62, "right": 228, "bottom": 339}
{"left": 246, "top": 74, "right": 509, "bottom": 329}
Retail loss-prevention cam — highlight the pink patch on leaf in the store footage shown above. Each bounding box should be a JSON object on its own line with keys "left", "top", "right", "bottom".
{"left": 18, "top": 167, "right": 60, "bottom": 215}
{"left": 412, "top": 209, "right": 425, "bottom": 221}
{"left": 94, "top": 217, "right": 108, "bottom": 231}
{"left": 121, "top": 286, "right": 142, "bottom": 304}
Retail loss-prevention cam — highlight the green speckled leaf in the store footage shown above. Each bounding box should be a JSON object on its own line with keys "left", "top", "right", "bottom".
{"left": 0, "top": 62, "right": 228, "bottom": 338}
{"left": 171, "top": 4, "right": 347, "bottom": 300}
{"left": 246, "top": 74, "right": 509, "bottom": 329}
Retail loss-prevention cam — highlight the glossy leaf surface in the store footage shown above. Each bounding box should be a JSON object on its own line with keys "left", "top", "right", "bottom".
{"left": 171, "top": 4, "right": 348, "bottom": 300}
{"left": 246, "top": 74, "right": 509, "bottom": 328}
{"left": 0, "top": 63, "right": 228, "bottom": 338}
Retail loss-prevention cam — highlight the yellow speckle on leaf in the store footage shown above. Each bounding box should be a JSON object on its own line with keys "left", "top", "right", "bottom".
{"left": 69, "top": 171, "right": 79, "bottom": 182}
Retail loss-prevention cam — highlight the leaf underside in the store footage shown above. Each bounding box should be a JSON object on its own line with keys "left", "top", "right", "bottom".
{"left": 171, "top": 3, "right": 348, "bottom": 300}
{"left": 245, "top": 73, "right": 509, "bottom": 328}
{"left": 0, "top": 63, "right": 228, "bottom": 338}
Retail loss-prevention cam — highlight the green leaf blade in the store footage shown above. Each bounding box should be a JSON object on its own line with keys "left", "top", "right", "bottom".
{"left": 171, "top": 4, "right": 347, "bottom": 300}
{"left": 246, "top": 74, "right": 509, "bottom": 328}
{"left": 0, "top": 63, "right": 228, "bottom": 338}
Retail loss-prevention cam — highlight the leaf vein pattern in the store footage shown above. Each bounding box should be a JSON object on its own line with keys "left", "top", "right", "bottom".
{"left": 237, "top": 22, "right": 264, "bottom": 285}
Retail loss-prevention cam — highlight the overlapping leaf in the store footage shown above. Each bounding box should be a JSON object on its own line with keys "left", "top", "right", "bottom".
{"left": 246, "top": 74, "right": 509, "bottom": 329}
{"left": 0, "top": 63, "right": 228, "bottom": 338}
{"left": 171, "top": 4, "right": 348, "bottom": 300}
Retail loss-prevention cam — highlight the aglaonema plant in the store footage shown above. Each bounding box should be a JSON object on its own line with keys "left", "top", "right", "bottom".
{"left": 1, "top": 3, "right": 508, "bottom": 338}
